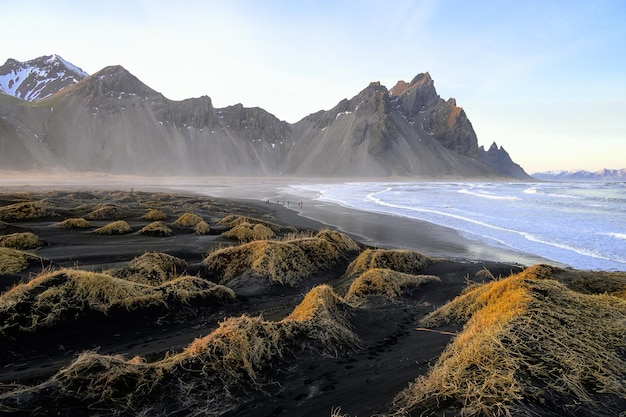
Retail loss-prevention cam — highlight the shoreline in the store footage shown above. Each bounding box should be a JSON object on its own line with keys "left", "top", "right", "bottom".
{"left": 0, "top": 174, "right": 558, "bottom": 268}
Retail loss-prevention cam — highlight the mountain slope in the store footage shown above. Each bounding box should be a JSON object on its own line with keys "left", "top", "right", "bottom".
{"left": 0, "top": 55, "right": 88, "bottom": 101}
{"left": 533, "top": 168, "right": 626, "bottom": 181}
{"left": 0, "top": 58, "right": 529, "bottom": 178}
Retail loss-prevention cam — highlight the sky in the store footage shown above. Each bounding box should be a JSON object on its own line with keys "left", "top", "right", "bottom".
{"left": 1, "top": 0, "right": 624, "bottom": 173}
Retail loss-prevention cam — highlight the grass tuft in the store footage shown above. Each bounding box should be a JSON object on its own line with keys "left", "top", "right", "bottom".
{"left": 204, "top": 230, "right": 359, "bottom": 286}
{"left": 0, "top": 232, "right": 42, "bottom": 250}
{"left": 121, "top": 252, "right": 189, "bottom": 285}
{"left": 0, "top": 247, "right": 41, "bottom": 275}
{"left": 390, "top": 264, "right": 626, "bottom": 417}
{"left": 344, "top": 248, "right": 431, "bottom": 279}
{"left": 139, "top": 221, "right": 172, "bottom": 237}
{"left": 85, "top": 204, "right": 130, "bottom": 221}
{"left": 93, "top": 220, "right": 133, "bottom": 235}
{"left": 0, "top": 200, "right": 55, "bottom": 222}
{"left": 173, "top": 213, "right": 204, "bottom": 227}
{"left": 141, "top": 209, "right": 167, "bottom": 221}
{"left": 223, "top": 222, "right": 276, "bottom": 242}
{"left": 345, "top": 268, "right": 440, "bottom": 300}
{"left": 55, "top": 218, "right": 92, "bottom": 229}
{"left": 194, "top": 220, "right": 211, "bottom": 235}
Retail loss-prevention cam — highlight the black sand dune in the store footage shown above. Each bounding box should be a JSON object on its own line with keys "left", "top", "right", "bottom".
{"left": 0, "top": 190, "right": 624, "bottom": 417}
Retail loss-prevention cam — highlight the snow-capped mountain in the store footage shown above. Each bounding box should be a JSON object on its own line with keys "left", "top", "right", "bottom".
{"left": 533, "top": 169, "right": 626, "bottom": 181}
{"left": 0, "top": 54, "right": 88, "bottom": 101}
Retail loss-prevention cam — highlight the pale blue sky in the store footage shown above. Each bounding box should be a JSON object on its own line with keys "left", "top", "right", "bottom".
{"left": 2, "top": 0, "right": 624, "bottom": 172}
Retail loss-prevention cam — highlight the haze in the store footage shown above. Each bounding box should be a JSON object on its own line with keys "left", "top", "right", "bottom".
{"left": 1, "top": 0, "right": 624, "bottom": 173}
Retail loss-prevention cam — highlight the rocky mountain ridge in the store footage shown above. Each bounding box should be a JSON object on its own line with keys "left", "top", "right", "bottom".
{"left": 0, "top": 55, "right": 530, "bottom": 179}
{"left": 0, "top": 55, "right": 87, "bottom": 101}
{"left": 533, "top": 168, "right": 626, "bottom": 181}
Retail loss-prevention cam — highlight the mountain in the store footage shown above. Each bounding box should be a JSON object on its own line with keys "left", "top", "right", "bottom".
{"left": 532, "top": 169, "right": 626, "bottom": 181}
{"left": 479, "top": 142, "right": 530, "bottom": 179}
{"left": 0, "top": 55, "right": 529, "bottom": 178}
{"left": 0, "top": 55, "right": 88, "bottom": 101}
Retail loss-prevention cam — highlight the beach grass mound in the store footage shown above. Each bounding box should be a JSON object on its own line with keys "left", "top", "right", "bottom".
{"left": 0, "top": 247, "right": 41, "bottom": 275}
{"left": 344, "top": 248, "right": 432, "bottom": 279}
{"left": 120, "top": 252, "right": 189, "bottom": 285}
{"left": 218, "top": 214, "right": 293, "bottom": 234}
{"left": 93, "top": 220, "right": 133, "bottom": 235}
{"left": 55, "top": 217, "right": 92, "bottom": 229}
{"left": 223, "top": 222, "right": 276, "bottom": 242}
{"left": 204, "top": 230, "right": 360, "bottom": 286}
{"left": 85, "top": 204, "right": 130, "bottom": 221}
{"left": 0, "top": 199, "right": 55, "bottom": 222}
{"left": 0, "top": 268, "right": 234, "bottom": 338}
{"left": 194, "top": 220, "right": 211, "bottom": 235}
{"left": 345, "top": 268, "right": 440, "bottom": 300}
{"left": 0, "top": 232, "right": 42, "bottom": 250}
{"left": 173, "top": 212, "right": 204, "bottom": 227}
{"left": 139, "top": 221, "right": 172, "bottom": 237}
{"left": 141, "top": 209, "right": 167, "bottom": 221}
{"left": 389, "top": 264, "right": 626, "bottom": 417}
{"left": 0, "top": 285, "right": 357, "bottom": 415}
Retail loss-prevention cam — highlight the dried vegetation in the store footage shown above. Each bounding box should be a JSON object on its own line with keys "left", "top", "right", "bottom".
{"left": 0, "top": 232, "right": 41, "bottom": 250}
{"left": 93, "top": 220, "right": 133, "bottom": 235}
{"left": 390, "top": 264, "right": 626, "bottom": 417}
{"left": 85, "top": 204, "right": 130, "bottom": 221}
{"left": 344, "top": 248, "right": 431, "bottom": 279}
{"left": 139, "top": 221, "right": 172, "bottom": 237}
{"left": 55, "top": 218, "right": 92, "bottom": 229}
{"left": 0, "top": 247, "right": 41, "bottom": 275}
{"left": 346, "top": 268, "right": 440, "bottom": 300}
{"left": 0, "top": 199, "right": 55, "bottom": 222}
{"left": 205, "top": 229, "right": 360, "bottom": 286}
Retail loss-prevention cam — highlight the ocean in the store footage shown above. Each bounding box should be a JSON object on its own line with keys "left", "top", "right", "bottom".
{"left": 289, "top": 181, "right": 626, "bottom": 271}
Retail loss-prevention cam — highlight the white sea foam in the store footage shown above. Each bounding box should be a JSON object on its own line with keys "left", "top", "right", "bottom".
{"left": 290, "top": 181, "right": 626, "bottom": 271}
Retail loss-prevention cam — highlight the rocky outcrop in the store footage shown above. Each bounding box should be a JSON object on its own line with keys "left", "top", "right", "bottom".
{"left": 479, "top": 142, "right": 531, "bottom": 179}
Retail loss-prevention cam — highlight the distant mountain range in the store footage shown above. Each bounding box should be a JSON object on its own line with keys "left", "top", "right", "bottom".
{"left": 532, "top": 169, "right": 626, "bottom": 181}
{"left": 0, "top": 55, "right": 530, "bottom": 178}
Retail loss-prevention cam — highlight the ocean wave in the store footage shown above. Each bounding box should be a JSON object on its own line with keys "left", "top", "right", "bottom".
{"left": 457, "top": 188, "right": 521, "bottom": 201}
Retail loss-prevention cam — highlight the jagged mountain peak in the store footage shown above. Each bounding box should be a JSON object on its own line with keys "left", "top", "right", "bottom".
{"left": 0, "top": 54, "right": 88, "bottom": 101}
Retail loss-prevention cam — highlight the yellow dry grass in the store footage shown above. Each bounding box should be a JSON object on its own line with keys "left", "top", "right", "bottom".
{"left": 173, "top": 212, "right": 204, "bottom": 227}
{"left": 55, "top": 217, "right": 92, "bottom": 229}
{"left": 0, "top": 199, "right": 54, "bottom": 222}
{"left": 141, "top": 209, "right": 167, "bottom": 221}
{"left": 122, "top": 252, "right": 189, "bottom": 285}
{"left": 0, "top": 232, "right": 41, "bottom": 250}
{"left": 223, "top": 222, "right": 276, "bottom": 242}
{"left": 218, "top": 214, "right": 292, "bottom": 233}
{"left": 344, "top": 248, "right": 431, "bottom": 279}
{"left": 204, "top": 230, "right": 359, "bottom": 286}
{"left": 390, "top": 264, "right": 626, "bottom": 417}
{"left": 93, "top": 220, "right": 133, "bottom": 235}
{"left": 194, "top": 220, "right": 211, "bottom": 235}
{"left": 85, "top": 204, "right": 130, "bottom": 220}
{"left": 139, "top": 221, "right": 172, "bottom": 237}
{"left": 0, "top": 247, "right": 40, "bottom": 275}
{"left": 12, "top": 285, "right": 358, "bottom": 415}
{"left": 345, "top": 268, "right": 440, "bottom": 300}
{"left": 0, "top": 268, "right": 234, "bottom": 337}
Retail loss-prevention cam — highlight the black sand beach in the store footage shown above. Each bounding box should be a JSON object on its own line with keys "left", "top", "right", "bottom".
{"left": 0, "top": 179, "right": 624, "bottom": 417}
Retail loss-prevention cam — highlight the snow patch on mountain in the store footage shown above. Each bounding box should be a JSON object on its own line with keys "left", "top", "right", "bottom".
{"left": 0, "top": 54, "right": 88, "bottom": 101}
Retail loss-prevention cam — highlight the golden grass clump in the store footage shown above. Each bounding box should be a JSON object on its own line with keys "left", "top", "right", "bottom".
{"left": 204, "top": 230, "right": 359, "bottom": 286}
{"left": 141, "top": 209, "right": 167, "bottom": 221}
{"left": 0, "top": 247, "right": 40, "bottom": 275}
{"left": 194, "top": 220, "right": 211, "bottom": 235}
{"left": 0, "top": 232, "right": 42, "bottom": 250}
{"left": 85, "top": 204, "right": 130, "bottom": 220}
{"left": 0, "top": 199, "right": 54, "bottom": 222}
{"left": 123, "top": 252, "right": 189, "bottom": 285}
{"left": 139, "top": 221, "right": 172, "bottom": 237}
{"left": 345, "top": 268, "right": 440, "bottom": 300}
{"left": 218, "top": 214, "right": 292, "bottom": 233}
{"left": 0, "top": 284, "right": 357, "bottom": 415}
{"left": 390, "top": 264, "right": 626, "bottom": 417}
{"left": 0, "top": 268, "right": 234, "bottom": 337}
{"left": 344, "top": 248, "right": 431, "bottom": 279}
{"left": 223, "top": 222, "right": 276, "bottom": 242}
{"left": 173, "top": 212, "right": 204, "bottom": 227}
{"left": 93, "top": 220, "right": 133, "bottom": 235}
{"left": 55, "top": 217, "right": 92, "bottom": 229}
